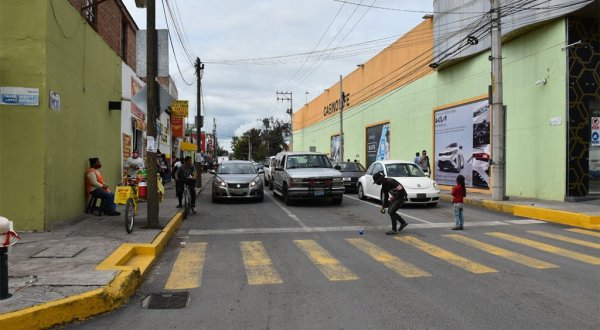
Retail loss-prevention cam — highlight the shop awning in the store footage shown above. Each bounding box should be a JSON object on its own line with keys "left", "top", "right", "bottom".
{"left": 180, "top": 141, "right": 198, "bottom": 151}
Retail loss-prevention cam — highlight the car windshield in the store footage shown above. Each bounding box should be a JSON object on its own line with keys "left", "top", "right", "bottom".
{"left": 338, "top": 162, "right": 365, "bottom": 172}
{"left": 447, "top": 143, "right": 458, "bottom": 148}
{"left": 385, "top": 163, "right": 426, "bottom": 177}
{"left": 218, "top": 163, "right": 257, "bottom": 174}
{"left": 287, "top": 155, "right": 332, "bottom": 169}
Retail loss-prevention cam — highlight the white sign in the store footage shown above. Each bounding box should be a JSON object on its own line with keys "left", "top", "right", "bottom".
{"left": 1, "top": 86, "right": 40, "bottom": 106}
{"left": 146, "top": 136, "right": 157, "bottom": 153}
{"left": 49, "top": 90, "right": 61, "bottom": 111}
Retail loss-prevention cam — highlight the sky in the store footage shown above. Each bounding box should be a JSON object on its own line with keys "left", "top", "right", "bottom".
{"left": 122, "top": 0, "right": 434, "bottom": 152}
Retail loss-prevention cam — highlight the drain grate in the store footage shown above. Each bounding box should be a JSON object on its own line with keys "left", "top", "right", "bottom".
{"left": 143, "top": 292, "right": 190, "bottom": 309}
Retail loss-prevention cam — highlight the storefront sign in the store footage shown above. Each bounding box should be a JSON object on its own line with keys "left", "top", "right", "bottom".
{"left": 434, "top": 99, "right": 490, "bottom": 189}
{"left": 131, "top": 78, "right": 144, "bottom": 119}
{"left": 171, "top": 117, "right": 184, "bottom": 137}
{"left": 365, "top": 122, "right": 390, "bottom": 168}
{"left": 323, "top": 93, "right": 350, "bottom": 117}
{"left": 171, "top": 100, "right": 189, "bottom": 118}
{"left": 0, "top": 87, "right": 39, "bottom": 106}
{"left": 123, "top": 133, "right": 132, "bottom": 160}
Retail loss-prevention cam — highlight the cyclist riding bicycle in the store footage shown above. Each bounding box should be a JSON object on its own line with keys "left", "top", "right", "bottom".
{"left": 175, "top": 156, "right": 196, "bottom": 208}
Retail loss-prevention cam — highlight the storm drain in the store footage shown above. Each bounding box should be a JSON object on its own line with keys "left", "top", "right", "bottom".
{"left": 142, "top": 292, "right": 190, "bottom": 309}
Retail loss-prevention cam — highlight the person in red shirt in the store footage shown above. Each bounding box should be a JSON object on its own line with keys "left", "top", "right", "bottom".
{"left": 451, "top": 175, "right": 466, "bottom": 230}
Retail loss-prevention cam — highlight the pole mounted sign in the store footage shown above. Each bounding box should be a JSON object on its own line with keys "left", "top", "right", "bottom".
{"left": 171, "top": 100, "right": 189, "bottom": 118}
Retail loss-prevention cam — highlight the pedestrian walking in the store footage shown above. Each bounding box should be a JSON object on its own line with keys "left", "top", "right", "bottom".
{"left": 414, "top": 152, "right": 420, "bottom": 164}
{"left": 373, "top": 171, "right": 408, "bottom": 235}
{"left": 451, "top": 175, "right": 466, "bottom": 230}
{"left": 419, "top": 149, "right": 430, "bottom": 177}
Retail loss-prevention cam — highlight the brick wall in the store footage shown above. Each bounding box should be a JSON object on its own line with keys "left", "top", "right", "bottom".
{"left": 67, "top": 0, "right": 137, "bottom": 71}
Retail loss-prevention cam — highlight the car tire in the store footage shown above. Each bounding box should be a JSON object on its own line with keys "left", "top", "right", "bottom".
{"left": 257, "top": 195, "right": 264, "bottom": 203}
{"left": 282, "top": 184, "right": 292, "bottom": 205}
{"left": 269, "top": 179, "right": 273, "bottom": 191}
{"left": 358, "top": 184, "right": 367, "bottom": 200}
{"left": 211, "top": 194, "right": 218, "bottom": 203}
{"left": 427, "top": 202, "right": 437, "bottom": 207}
{"left": 332, "top": 196, "right": 343, "bottom": 205}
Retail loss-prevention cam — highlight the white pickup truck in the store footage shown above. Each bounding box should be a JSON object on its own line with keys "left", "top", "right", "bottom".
{"left": 271, "top": 152, "right": 344, "bottom": 205}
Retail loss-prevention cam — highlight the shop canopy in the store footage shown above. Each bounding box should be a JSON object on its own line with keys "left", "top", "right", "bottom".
{"left": 180, "top": 141, "right": 198, "bottom": 151}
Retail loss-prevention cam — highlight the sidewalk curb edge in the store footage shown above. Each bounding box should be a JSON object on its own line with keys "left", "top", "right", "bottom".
{"left": 0, "top": 211, "right": 183, "bottom": 329}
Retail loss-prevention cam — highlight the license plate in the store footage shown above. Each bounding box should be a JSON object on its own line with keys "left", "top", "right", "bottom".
{"left": 231, "top": 188, "right": 244, "bottom": 195}
{"left": 417, "top": 193, "right": 426, "bottom": 198}
{"left": 313, "top": 189, "right": 325, "bottom": 197}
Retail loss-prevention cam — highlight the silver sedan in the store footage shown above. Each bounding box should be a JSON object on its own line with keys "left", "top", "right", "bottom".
{"left": 210, "top": 160, "right": 264, "bottom": 203}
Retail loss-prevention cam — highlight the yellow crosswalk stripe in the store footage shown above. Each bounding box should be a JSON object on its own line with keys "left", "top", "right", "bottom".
{"left": 294, "top": 240, "right": 358, "bottom": 281}
{"left": 165, "top": 242, "right": 207, "bottom": 290}
{"left": 240, "top": 241, "right": 283, "bottom": 285}
{"left": 396, "top": 236, "right": 497, "bottom": 274}
{"left": 445, "top": 234, "right": 558, "bottom": 269}
{"left": 346, "top": 238, "right": 431, "bottom": 278}
{"left": 566, "top": 228, "right": 600, "bottom": 238}
{"left": 487, "top": 232, "right": 600, "bottom": 265}
{"left": 528, "top": 231, "right": 600, "bottom": 249}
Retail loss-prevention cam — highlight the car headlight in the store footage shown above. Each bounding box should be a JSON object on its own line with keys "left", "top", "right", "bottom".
{"left": 291, "top": 178, "right": 304, "bottom": 184}
{"left": 214, "top": 177, "right": 227, "bottom": 187}
{"left": 251, "top": 177, "right": 261, "bottom": 187}
{"left": 343, "top": 177, "right": 351, "bottom": 181}
{"left": 433, "top": 182, "right": 439, "bottom": 190}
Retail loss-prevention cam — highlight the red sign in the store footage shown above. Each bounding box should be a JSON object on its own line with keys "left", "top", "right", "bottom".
{"left": 171, "top": 117, "right": 184, "bottom": 137}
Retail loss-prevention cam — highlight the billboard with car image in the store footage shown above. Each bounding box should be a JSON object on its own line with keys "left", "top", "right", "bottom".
{"left": 434, "top": 99, "right": 490, "bottom": 189}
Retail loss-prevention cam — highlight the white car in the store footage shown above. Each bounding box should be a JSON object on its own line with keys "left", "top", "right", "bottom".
{"left": 471, "top": 145, "right": 491, "bottom": 188}
{"left": 437, "top": 143, "right": 465, "bottom": 173}
{"left": 358, "top": 160, "right": 440, "bottom": 206}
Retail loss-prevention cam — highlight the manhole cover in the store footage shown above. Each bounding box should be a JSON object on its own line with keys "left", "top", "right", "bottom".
{"left": 143, "top": 292, "right": 190, "bottom": 309}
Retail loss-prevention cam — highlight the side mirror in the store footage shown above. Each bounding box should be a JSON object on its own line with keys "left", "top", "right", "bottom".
{"left": 275, "top": 166, "right": 283, "bottom": 171}
{"left": 334, "top": 165, "right": 341, "bottom": 170}
{"left": 208, "top": 170, "right": 215, "bottom": 174}
{"left": 258, "top": 169, "right": 264, "bottom": 174}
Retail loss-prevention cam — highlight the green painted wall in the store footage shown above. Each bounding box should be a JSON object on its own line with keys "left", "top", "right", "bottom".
{"left": 1, "top": 1, "right": 122, "bottom": 230}
{"left": 295, "top": 19, "right": 568, "bottom": 201}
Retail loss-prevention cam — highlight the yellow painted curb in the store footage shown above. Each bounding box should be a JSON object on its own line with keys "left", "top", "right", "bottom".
{"left": 0, "top": 211, "right": 183, "bottom": 330}
{"left": 513, "top": 205, "right": 600, "bottom": 230}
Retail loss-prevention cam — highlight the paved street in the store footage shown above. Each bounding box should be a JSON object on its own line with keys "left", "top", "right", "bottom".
{"left": 65, "top": 180, "right": 600, "bottom": 330}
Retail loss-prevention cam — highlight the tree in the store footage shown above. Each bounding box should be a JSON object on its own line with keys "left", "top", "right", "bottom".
{"left": 231, "top": 116, "right": 290, "bottom": 161}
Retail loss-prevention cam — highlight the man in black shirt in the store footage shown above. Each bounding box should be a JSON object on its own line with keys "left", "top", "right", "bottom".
{"left": 373, "top": 171, "right": 408, "bottom": 235}
{"left": 176, "top": 156, "right": 196, "bottom": 207}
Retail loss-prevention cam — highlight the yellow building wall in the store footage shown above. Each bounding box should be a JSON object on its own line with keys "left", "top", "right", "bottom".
{"left": 294, "top": 18, "right": 434, "bottom": 132}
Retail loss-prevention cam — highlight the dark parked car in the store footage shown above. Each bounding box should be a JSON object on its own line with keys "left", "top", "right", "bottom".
{"left": 210, "top": 160, "right": 264, "bottom": 203}
{"left": 334, "top": 161, "right": 366, "bottom": 193}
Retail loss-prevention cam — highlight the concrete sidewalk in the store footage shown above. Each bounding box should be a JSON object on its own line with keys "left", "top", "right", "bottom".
{"left": 439, "top": 190, "right": 600, "bottom": 230}
{"left": 0, "top": 175, "right": 210, "bottom": 329}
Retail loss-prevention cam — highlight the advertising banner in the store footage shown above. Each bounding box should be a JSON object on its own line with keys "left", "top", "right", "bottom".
{"left": 171, "top": 100, "right": 189, "bottom": 118}
{"left": 171, "top": 117, "right": 184, "bottom": 137}
{"left": 434, "top": 99, "right": 490, "bottom": 189}
{"left": 366, "top": 123, "right": 390, "bottom": 168}
{"left": 331, "top": 135, "right": 341, "bottom": 162}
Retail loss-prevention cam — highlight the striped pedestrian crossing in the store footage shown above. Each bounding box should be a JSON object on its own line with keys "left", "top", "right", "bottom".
{"left": 163, "top": 229, "right": 599, "bottom": 288}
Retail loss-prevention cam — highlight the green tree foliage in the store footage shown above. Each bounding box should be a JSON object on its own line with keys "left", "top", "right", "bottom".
{"left": 231, "top": 117, "right": 290, "bottom": 161}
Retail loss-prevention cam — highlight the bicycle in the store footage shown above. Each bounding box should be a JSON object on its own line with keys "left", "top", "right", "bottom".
{"left": 181, "top": 178, "right": 197, "bottom": 219}
{"left": 114, "top": 177, "right": 139, "bottom": 234}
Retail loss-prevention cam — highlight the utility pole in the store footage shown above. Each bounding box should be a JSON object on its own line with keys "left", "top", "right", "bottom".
{"left": 145, "top": 0, "right": 159, "bottom": 228}
{"left": 248, "top": 135, "right": 252, "bottom": 161}
{"left": 339, "top": 75, "right": 344, "bottom": 162}
{"left": 490, "top": 0, "right": 506, "bottom": 201}
{"left": 195, "top": 58, "right": 204, "bottom": 188}
{"left": 276, "top": 91, "right": 293, "bottom": 150}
